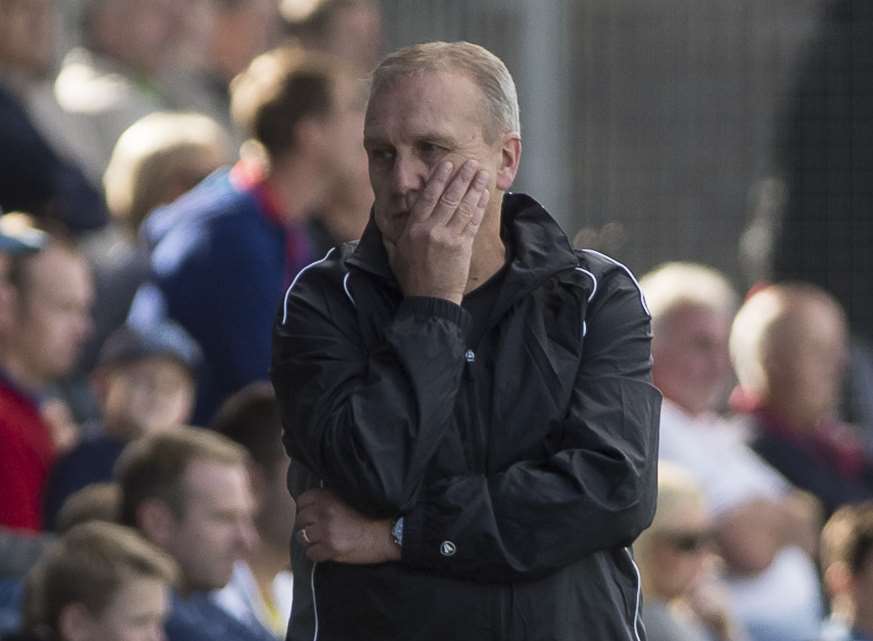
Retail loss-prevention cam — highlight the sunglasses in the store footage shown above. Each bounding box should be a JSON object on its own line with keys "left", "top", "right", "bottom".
{"left": 658, "top": 529, "right": 713, "bottom": 553}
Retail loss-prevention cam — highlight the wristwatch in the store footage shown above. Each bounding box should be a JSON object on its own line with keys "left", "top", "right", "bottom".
{"left": 391, "top": 516, "right": 404, "bottom": 547}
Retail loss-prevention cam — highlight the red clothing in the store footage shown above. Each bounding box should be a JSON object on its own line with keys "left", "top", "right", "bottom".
{"left": 0, "top": 382, "right": 55, "bottom": 531}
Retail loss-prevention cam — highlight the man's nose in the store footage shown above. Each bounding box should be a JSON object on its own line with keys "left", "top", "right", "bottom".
{"left": 390, "top": 154, "right": 426, "bottom": 197}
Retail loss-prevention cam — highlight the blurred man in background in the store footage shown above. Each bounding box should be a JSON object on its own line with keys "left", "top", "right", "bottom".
{"left": 116, "top": 426, "right": 272, "bottom": 641}
{"left": 641, "top": 262, "right": 823, "bottom": 641}
{"left": 0, "top": 215, "right": 92, "bottom": 532}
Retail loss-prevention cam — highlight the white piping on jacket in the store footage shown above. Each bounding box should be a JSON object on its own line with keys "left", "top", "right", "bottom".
{"left": 342, "top": 272, "right": 356, "bottom": 306}
{"left": 574, "top": 267, "right": 598, "bottom": 303}
{"left": 624, "top": 547, "right": 643, "bottom": 641}
{"left": 310, "top": 562, "right": 320, "bottom": 641}
{"left": 281, "top": 248, "right": 336, "bottom": 325}
{"left": 581, "top": 249, "right": 651, "bottom": 317}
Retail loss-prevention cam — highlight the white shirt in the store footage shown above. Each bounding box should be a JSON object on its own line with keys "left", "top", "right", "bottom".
{"left": 212, "top": 561, "right": 293, "bottom": 639}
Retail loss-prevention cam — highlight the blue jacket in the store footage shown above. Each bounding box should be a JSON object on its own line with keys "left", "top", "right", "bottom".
{"left": 130, "top": 168, "right": 313, "bottom": 424}
{"left": 166, "top": 592, "right": 275, "bottom": 641}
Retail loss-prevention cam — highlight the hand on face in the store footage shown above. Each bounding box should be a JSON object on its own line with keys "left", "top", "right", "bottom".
{"left": 387, "top": 158, "right": 491, "bottom": 305}
{"left": 295, "top": 488, "right": 399, "bottom": 565}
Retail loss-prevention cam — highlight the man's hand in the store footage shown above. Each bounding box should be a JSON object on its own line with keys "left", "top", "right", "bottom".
{"left": 295, "top": 488, "right": 401, "bottom": 564}
{"left": 389, "top": 158, "right": 491, "bottom": 304}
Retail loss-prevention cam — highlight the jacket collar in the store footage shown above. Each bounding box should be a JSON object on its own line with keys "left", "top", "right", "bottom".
{"left": 346, "top": 192, "right": 579, "bottom": 292}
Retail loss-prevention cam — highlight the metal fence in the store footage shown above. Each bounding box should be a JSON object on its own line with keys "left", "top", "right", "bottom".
{"left": 377, "top": 0, "right": 824, "bottom": 285}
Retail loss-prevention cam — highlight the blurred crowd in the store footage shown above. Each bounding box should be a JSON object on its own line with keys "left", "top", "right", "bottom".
{"left": 1, "top": 1, "right": 872, "bottom": 641}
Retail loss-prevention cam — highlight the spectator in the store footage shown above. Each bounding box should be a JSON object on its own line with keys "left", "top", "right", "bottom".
{"left": 80, "top": 110, "right": 231, "bottom": 371}
{"left": 279, "top": 0, "right": 380, "bottom": 254}
{"left": 0, "top": 0, "right": 107, "bottom": 233}
{"left": 115, "top": 426, "right": 272, "bottom": 641}
{"left": 163, "top": 0, "right": 277, "bottom": 140}
{"left": 53, "top": 0, "right": 177, "bottom": 181}
{"left": 43, "top": 321, "right": 200, "bottom": 530}
{"left": 211, "top": 382, "right": 294, "bottom": 639}
{"left": 730, "top": 283, "right": 873, "bottom": 517}
{"left": 820, "top": 501, "right": 873, "bottom": 641}
{"left": 637, "top": 462, "right": 743, "bottom": 641}
{"left": 129, "top": 46, "right": 367, "bottom": 424}
{"left": 0, "top": 215, "right": 93, "bottom": 532}
{"left": 640, "top": 262, "right": 823, "bottom": 641}
{"left": 280, "top": 0, "right": 383, "bottom": 71}
{"left": 0, "top": 223, "right": 52, "bottom": 577}
{"left": 4, "top": 521, "right": 177, "bottom": 641}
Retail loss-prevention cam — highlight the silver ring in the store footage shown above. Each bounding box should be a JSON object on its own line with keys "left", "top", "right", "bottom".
{"left": 300, "top": 528, "right": 311, "bottom": 545}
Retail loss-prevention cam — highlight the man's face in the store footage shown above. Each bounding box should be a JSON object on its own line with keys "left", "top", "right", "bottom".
{"left": 363, "top": 71, "right": 506, "bottom": 250}
{"left": 167, "top": 460, "right": 257, "bottom": 592}
{"left": 652, "top": 303, "right": 732, "bottom": 416}
{"left": 10, "top": 245, "right": 93, "bottom": 386}
{"left": 100, "top": 357, "right": 195, "bottom": 439}
{"left": 75, "top": 576, "right": 171, "bottom": 641}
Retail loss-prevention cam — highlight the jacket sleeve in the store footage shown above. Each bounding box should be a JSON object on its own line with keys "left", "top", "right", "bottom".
{"left": 399, "top": 268, "right": 661, "bottom": 582}
{"left": 271, "top": 265, "right": 471, "bottom": 516}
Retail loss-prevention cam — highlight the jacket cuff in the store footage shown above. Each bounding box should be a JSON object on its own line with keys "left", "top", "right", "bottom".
{"left": 399, "top": 498, "right": 460, "bottom": 571}
{"left": 396, "top": 297, "right": 472, "bottom": 336}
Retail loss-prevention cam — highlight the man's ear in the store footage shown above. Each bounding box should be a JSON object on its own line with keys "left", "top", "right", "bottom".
{"left": 496, "top": 133, "right": 522, "bottom": 191}
{"left": 58, "top": 602, "right": 94, "bottom": 641}
{"left": 247, "top": 462, "right": 268, "bottom": 508}
{"left": 137, "top": 498, "right": 176, "bottom": 548}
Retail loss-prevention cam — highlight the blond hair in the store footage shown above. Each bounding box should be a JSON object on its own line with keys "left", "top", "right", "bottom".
{"left": 639, "top": 262, "right": 738, "bottom": 336}
{"left": 23, "top": 521, "right": 177, "bottom": 635}
{"left": 369, "top": 41, "right": 520, "bottom": 142}
{"left": 103, "top": 112, "right": 230, "bottom": 231}
{"left": 115, "top": 425, "right": 248, "bottom": 527}
{"left": 729, "top": 282, "right": 844, "bottom": 396}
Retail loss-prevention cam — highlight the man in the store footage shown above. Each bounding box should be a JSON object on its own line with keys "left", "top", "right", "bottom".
{"left": 640, "top": 262, "right": 823, "bottom": 641}
{"left": 53, "top": 0, "right": 177, "bottom": 181}
{"left": 272, "top": 41, "right": 661, "bottom": 640}
{"left": 0, "top": 220, "right": 52, "bottom": 575}
{"left": 130, "top": 45, "right": 367, "bottom": 424}
{"left": 0, "top": 0, "right": 107, "bottom": 233}
{"left": 280, "top": 0, "right": 383, "bottom": 72}
{"left": 212, "top": 383, "right": 295, "bottom": 639}
{"left": 162, "top": 0, "right": 277, "bottom": 140}
{"left": 820, "top": 501, "right": 873, "bottom": 641}
{"left": 115, "top": 426, "right": 272, "bottom": 641}
{"left": 730, "top": 283, "right": 873, "bottom": 517}
{"left": 0, "top": 215, "right": 93, "bottom": 531}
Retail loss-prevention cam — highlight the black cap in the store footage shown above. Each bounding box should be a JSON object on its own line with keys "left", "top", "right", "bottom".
{"left": 97, "top": 321, "right": 202, "bottom": 374}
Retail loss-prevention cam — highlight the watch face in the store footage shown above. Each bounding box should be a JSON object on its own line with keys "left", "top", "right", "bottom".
{"left": 392, "top": 517, "right": 404, "bottom": 546}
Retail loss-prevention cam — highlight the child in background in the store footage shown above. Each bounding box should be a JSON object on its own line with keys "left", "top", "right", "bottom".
{"left": 42, "top": 321, "right": 200, "bottom": 530}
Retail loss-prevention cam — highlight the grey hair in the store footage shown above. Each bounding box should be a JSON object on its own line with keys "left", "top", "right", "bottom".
{"left": 369, "top": 41, "right": 520, "bottom": 141}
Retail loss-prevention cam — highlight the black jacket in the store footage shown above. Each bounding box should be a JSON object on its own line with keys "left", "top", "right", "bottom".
{"left": 272, "top": 193, "right": 661, "bottom": 641}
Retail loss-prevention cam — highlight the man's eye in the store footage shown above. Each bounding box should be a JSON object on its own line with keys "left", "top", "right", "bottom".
{"left": 418, "top": 142, "right": 443, "bottom": 157}
{"left": 368, "top": 148, "right": 395, "bottom": 163}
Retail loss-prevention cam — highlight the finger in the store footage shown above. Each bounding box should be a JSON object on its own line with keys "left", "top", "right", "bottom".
{"left": 429, "top": 160, "right": 480, "bottom": 226}
{"left": 446, "top": 169, "right": 489, "bottom": 235}
{"left": 409, "top": 160, "right": 454, "bottom": 222}
{"left": 461, "top": 187, "right": 490, "bottom": 237}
